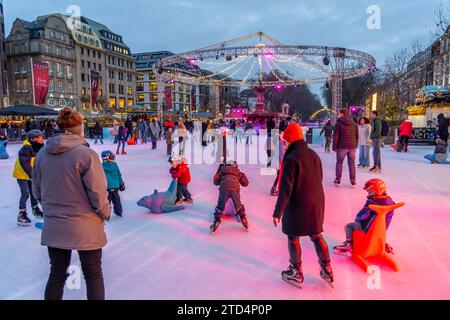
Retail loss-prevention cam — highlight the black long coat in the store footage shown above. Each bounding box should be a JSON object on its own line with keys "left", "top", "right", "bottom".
{"left": 273, "top": 140, "right": 325, "bottom": 237}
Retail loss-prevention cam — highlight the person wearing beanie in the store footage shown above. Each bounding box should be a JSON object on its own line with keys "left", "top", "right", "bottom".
{"left": 273, "top": 123, "right": 334, "bottom": 288}
{"left": 32, "top": 108, "right": 110, "bottom": 300}
{"left": 333, "top": 108, "right": 359, "bottom": 187}
{"left": 13, "top": 129, "right": 45, "bottom": 226}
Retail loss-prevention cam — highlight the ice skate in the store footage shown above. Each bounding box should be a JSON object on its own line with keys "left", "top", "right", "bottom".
{"left": 320, "top": 264, "right": 335, "bottom": 288}
{"left": 270, "top": 186, "right": 279, "bottom": 196}
{"left": 333, "top": 240, "right": 353, "bottom": 256}
{"left": 369, "top": 166, "right": 381, "bottom": 173}
{"left": 184, "top": 198, "right": 194, "bottom": 204}
{"left": 175, "top": 199, "right": 184, "bottom": 205}
{"left": 385, "top": 242, "right": 395, "bottom": 255}
{"left": 351, "top": 181, "right": 357, "bottom": 189}
{"left": 122, "top": 151, "right": 128, "bottom": 155}
{"left": 334, "top": 179, "right": 341, "bottom": 187}
{"left": 32, "top": 205, "right": 43, "bottom": 219}
{"left": 240, "top": 216, "right": 249, "bottom": 231}
{"left": 17, "top": 211, "right": 31, "bottom": 227}
{"left": 210, "top": 218, "right": 221, "bottom": 235}
{"left": 282, "top": 264, "right": 304, "bottom": 289}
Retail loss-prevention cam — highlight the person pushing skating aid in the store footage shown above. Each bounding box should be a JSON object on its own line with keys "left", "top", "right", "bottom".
{"left": 101, "top": 150, "right": 125, "bottom": 218}
{"left": 272, "top": 123, "right": 334, "bottom": 288}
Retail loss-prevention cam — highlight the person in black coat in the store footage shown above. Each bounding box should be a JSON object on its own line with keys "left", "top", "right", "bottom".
{"left": 273, "top": 123, "right": 334, "bottom": 287}
{"left": 124, "top": 116, "right": 134, "bottom": 141}
{"left": 93, "top": 122, "right": 103, "bottom": 145}
{"left": 201, "top": 121, "right": 208, "bottom": 147}
{"left": 332, "top": 108, "right": 359, "bottom": 187}
{"left": 116, "top": 123, "right": 127, "bottom": 155}
{"left": 437, "top": 113, "right": 449, "bottom": 142}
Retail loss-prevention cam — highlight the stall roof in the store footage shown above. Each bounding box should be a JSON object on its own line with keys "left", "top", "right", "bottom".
{"left": 0, "top": 105, "right": 59, "bottom": 116}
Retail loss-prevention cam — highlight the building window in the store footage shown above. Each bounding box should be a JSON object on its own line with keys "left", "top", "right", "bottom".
{"left": 137, "top": 72, "right": 144, "bottom": 81}
{"left": 98, "top": 64, "right": 102, "bottom": 72}
{"left": 127, "top": 86, "right": 133, "bottom": 95}
{"left": 136, "top": 83, "right": 144, "bottom": 92}
{"left": 57, "top": 63, "right": 62, "bottom": 74}
{"left": 45, "top": 44, "right": 51, "bottom": 53}
{"left": 67, "top": 65, "right": 73, "bottom": 78}
{"left": 81, "top": 47, "right": 84, "bottom": 55}
{"left": 87, "top": 61, "right": 91, "bottom": 69}
{"left": 81, "top": 60, "right": 85, "bottom": 68}
{"left": 118, "top": 98, "right": 125, "bottom": 107}
{"left": 150, "top": 82, "right": 157, "bottom": 91}
{"left": 58, "top": 81, "right": 64, "bottom": 92}
{"left": 109, "top": 83, "right": 115, "bottom": 94}
{"left": 109, "top": 98, "right": 117, "bottom": 108}
{"left": 137, "top": 94, "right": 145, "bottom": 102}
{"left": 127, "top": 99, "right": 134, "bottom": 106}
{"left": 82, "top": 87, "right": 86, "bottom": 95}
{"left": 119, "top": 85, "right": 124, "bottom": 95}
{"left": 151, "top": 93, "right": 158, "bottom": 102}
{"left": 81, "top": 74, "right": 86, "bottom": 82}
{"left": 56, "top": 47, "right": 62, "bottom": 55}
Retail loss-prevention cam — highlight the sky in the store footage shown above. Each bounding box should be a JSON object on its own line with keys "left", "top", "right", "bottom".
{"left": 2, "top": 0, "right": 444, "bottom": 101}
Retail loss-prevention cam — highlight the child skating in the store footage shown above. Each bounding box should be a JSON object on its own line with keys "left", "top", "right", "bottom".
{"left": 333, "top": 179, "right": 396, "bottom": 255}
{"left": 169, "top": 155, "right": 193, "bottom": 205}
{"left": 102, "top": 150, "right": 125, "bottom": 217}
{"left": 13, "top": 130, "right": 45, "bottom": 226}
{"left": 210, "top": 161, "right": 249, "bottom": 234}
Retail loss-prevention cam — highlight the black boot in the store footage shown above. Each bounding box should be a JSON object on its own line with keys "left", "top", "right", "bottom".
{"left": 32, "top": 205, "right": 44, "bottom": 219}
{"left": 210, "top": 218, "right": 222, "bottom": 234}
{"left": 282, "top": 264, "right": 304, "bottom": 289}
{"left": 18, "top": 210, "right": 31, "bottom": 227}
{"left": 237, "top": 207, "right": 249, "bottom": 230}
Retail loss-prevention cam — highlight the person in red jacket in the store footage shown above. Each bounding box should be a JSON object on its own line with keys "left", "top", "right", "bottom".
{"left": 169, "top": 155, "right": 192, "bottom": 205}
{"left": 397, "top": 119, "right": 414, "bottom": 153}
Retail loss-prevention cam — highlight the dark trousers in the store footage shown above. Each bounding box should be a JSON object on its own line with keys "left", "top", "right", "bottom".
{"left": 176, "top": 184, "right": 191, "bottom": 201}
{"left": 398, "top": 136, "right": 409, "bottom": 152}
{"left": 335, "top": 148, "right": 356, "bottom": 182}
{"left": 45, "top": 247, "right": 105, "bottom": 300}
{"left": 167, "top": 143, "right": 173, "bottom": 155}
{"left": 108, "top": 189, "right": 123, "bottom": 216}
{"left": 287, "top": 234, "right": 331, "bottom": 270}
{"left": 272, "top": 170, "right": 281, "bottom": 191}
{"left": 215, "top": 190, "right": 245, "bottom": 220}
{"left": 17, "top": 179, "right": 38, "bottom": 210}
{"left": 325, "top": 136, "right": 332, "bottom": 152}
{"left": 372, "top": 139, "right": 382, "bottom": 168}
{"left": 116, "top": 137, "right": 126, "bottom": 153}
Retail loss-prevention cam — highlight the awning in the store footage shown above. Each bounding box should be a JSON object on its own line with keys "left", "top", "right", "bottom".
{"left": 0, "top": 105, "right": 59, "bottom": 116}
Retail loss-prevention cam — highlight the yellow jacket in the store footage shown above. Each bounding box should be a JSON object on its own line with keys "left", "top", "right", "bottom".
{"left": 13, "top": 140, "right": 35, "bottom": 180}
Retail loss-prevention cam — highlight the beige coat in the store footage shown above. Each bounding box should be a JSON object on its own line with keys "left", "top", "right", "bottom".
{"left": 32, "top": 133, "right": 111, "bottom": 251}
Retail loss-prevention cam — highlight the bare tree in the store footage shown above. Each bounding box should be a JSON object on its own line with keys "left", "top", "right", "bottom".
{"left": 431, "top": 0, "right": 450, "bottom": 40}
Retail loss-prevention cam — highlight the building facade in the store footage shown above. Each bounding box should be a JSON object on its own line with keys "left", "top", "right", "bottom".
{"left": 134, "top": 51, "right": 201, "bottom": 113}
{"left": 85, "top": 17, "right": 135, "bottom": 111}
{"left": 6, "top": 15, "right": 77, "bottom": 109}
{"left": 0, "top": 0, "right": 7, "bottom": 108}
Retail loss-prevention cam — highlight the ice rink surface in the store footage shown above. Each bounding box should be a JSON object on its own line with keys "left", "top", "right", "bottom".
{"left": 1, "top": 137, "right": 449, "bottom": 300}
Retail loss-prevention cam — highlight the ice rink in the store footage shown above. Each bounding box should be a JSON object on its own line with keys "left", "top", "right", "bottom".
{"left": 1, "top": 136, "right": 449, "bottom": 300}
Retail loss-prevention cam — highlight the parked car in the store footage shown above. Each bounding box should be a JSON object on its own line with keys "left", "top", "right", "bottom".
{"left": 415, "top": 85, "right": 446, "bottom": 104}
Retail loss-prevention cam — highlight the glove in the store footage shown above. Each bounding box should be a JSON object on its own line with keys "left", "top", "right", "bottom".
{"left": 119, "top": 183, "right": 126, "bottom": 192}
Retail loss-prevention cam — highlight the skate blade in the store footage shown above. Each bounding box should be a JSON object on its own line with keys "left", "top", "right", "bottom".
{"left": 282, "top": 277, "right": 303, "bottom": 289}
{"left": 322, "top": 278, "right": 335, "bottom": 289}
{"left": 333, "top": 249, "right": 352, "bottom": 257}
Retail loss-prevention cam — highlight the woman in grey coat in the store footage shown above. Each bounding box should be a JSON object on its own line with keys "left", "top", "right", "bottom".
{"left": 149, "top": 119, "right": 160, "bottom": 150}
{"left": 32, "top": 108, "right": 111, "bottom": 300}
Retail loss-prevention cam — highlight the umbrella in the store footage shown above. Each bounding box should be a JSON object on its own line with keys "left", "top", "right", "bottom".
{"left": 0, "top": 105, "right": 59, "bottom": 116}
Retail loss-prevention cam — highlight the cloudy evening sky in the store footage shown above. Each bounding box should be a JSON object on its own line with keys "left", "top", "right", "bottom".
{"left": 3, "top": 0, "right": 444, "bottom": 100}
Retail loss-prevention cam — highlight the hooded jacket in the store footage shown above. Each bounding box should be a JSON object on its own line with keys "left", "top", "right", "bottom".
{"left": 13, "top": 140, "right": 41, "bottom": 180}
{"left": 398, "top": 120, "right": 414, "bottom": 138}
{"left": 170, "top": 163, "right": 191, "bottom": 185}
{"left": 103, "top": 161, "right": 124, "bottom": 190}
{"left": 333, "top": 116, "right": 359, "bottom": 150}
{"left": 32, "top": 133, "right": 111, "bottom": 251}
{"left": 213, "top": 164, "right": 249, "bottom": 193}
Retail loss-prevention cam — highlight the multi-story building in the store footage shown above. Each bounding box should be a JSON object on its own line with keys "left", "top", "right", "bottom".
{"left": 85, "top": 17, "right": 135, "bottom": 111}
{"left": 6, "top": 14, "right": 76, "bottom": 108}
{"left": 134, "top": 51, "right": 201, "bottom": 113}
{"left": 0, "top": 0, "right": 8, "bottom": 108}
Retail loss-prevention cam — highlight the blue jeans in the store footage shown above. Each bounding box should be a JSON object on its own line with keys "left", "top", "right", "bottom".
{"left": 17, "top": 179, "right": 38, "bottom": 210}
{"left": 359, "top": 145, "right": 370, "bottom": 167}
{"left": 372, "top": 139, "right": 381, "bottom": 168}
{"left": 336, "top": 149, "right": 356, "bottom": 182}
{"left": 425, "top": 154, "right": 450, "bottom": 164}
{"left": 94, "top": 135, "right": 103, "bottom": 144}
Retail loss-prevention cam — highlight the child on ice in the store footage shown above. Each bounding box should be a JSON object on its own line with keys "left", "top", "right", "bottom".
{"left": 333, "top": 179, "right": 396, "bottom": 255}
{"left": 102, "top": 150, "right": 125, "bottom": 217}
{"left": 169, "top": 155, "right": 193, "bottom": 205}
{"left": 210, "top": 161, "right": 249, "bottom": 234}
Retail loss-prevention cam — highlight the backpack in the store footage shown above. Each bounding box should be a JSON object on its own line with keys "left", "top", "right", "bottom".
{"left": 381, "top": 120, "right": 390, "bottom": 137}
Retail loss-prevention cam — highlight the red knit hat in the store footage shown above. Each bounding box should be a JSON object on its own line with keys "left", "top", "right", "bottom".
{"left": 282, "top": 123, "right": 304, "bottom": 143}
